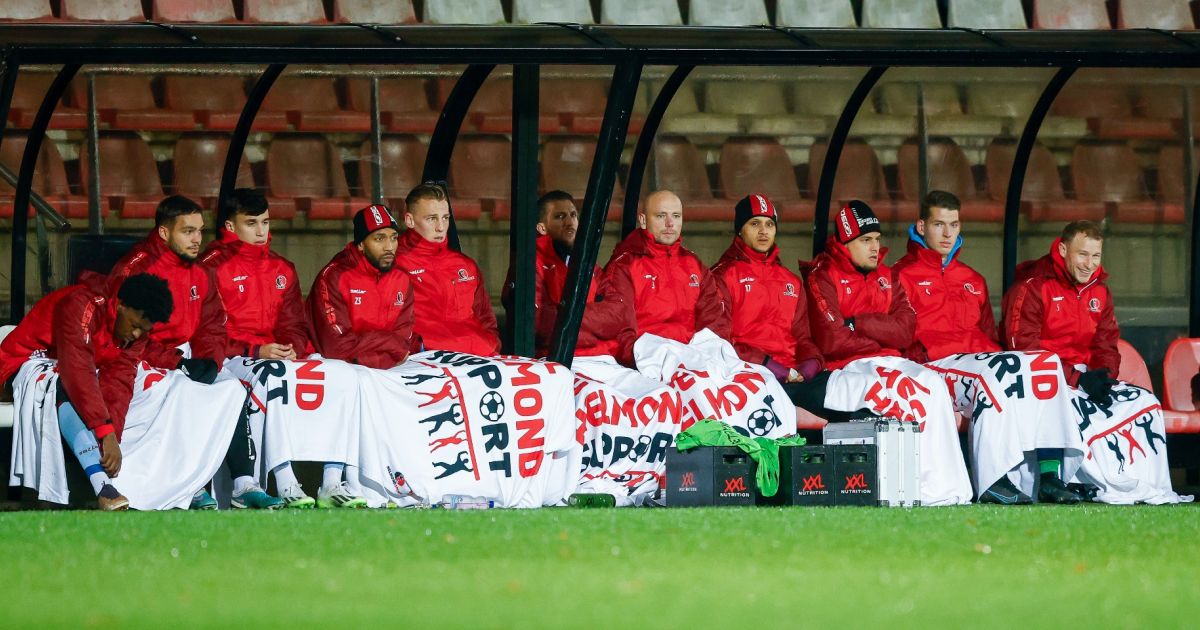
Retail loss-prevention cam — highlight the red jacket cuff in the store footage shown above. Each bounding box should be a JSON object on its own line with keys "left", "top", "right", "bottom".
{"left": 92, "top": 423, "right": 115, "bottom": 440}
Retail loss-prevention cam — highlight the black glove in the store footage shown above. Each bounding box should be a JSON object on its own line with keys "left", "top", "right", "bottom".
{"left": 179, "top": 358, "right": 219, "bottom": 385}
{"left": 1077, "top": 368, "right": 1116, "bottom": 406}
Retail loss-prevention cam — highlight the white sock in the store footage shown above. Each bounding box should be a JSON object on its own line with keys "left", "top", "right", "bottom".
{"left": 321, "top": 463, "right": 344, "bottom": 490}
{"left": 343, "top": 465, "right": 362, "bottom": 495}
{"left": 273, "top": 462, "right": 299, "bottom": 490}
{"left": 232, "top": 475, "right": 257, "bottom": 496}
{"left": 88, "top": 470, "right": 110, "bottom": 495}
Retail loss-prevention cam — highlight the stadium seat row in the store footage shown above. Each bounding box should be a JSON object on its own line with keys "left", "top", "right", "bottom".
{"left": 1, "top": 1, "right": 1197, "bottom": 30}
{"left": 1, "top": 131, "right": 1192, "bottom": 226}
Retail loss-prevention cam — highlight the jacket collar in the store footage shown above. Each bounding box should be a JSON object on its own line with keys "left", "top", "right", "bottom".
{"left": 400, "top": 227, "right": 449, "bottom": 257}
{"left": 823, "top": 237, "right": 889, "bottom": 276}
{"left": 144, "top": 230, "right": 194, "bottom": 269}
{"left": 618, "top": 228, "right": 684, "bottom": 259}
{"left": 722, "top": 236, "right": 779, "bottom": 266}
{"left": 216, "top": 229, "right": 271, "bottom": 261}
{"left": 906, "top": 224, "right": 962, "bottom": 270}
{"left": 338, "top": 242, "right": 393, "bottom": 280}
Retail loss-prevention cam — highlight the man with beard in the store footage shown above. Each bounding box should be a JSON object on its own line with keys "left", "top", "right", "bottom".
{"left": 894, "top": 190, "right": 1085, "bottom": 504}
{"left": 105, "top": 195, "right": 282, "bottom": 510}
{"left": 307, "top": 204, "right": 414, "bottom": 508}
{"left": 502, "top": 190, "right": 605, "bottom": 357}
{"left": 394, "top": 183, "right": 499, "bottom": 356}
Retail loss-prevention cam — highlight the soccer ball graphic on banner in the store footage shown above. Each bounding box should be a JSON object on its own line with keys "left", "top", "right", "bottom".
{"left": 479, "top": 391, "right": 506, "bottom": 422}
{"left": 747, "top": 408, "right": 780, "bottom": 437}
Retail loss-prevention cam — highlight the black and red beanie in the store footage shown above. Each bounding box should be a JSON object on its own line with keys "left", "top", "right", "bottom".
{"left": 353, "top": 204, "right": 399, "bottom": 244}
{"left": 733, "top": 193, "right": 779, "bottom": 234}
{"left": 834, "top": 200, "right": 881, "bottom": 245}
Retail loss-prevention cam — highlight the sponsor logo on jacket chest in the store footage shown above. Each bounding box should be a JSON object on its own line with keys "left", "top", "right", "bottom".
{"left": 454, "top": 268, "right": 477, "bottom": 283}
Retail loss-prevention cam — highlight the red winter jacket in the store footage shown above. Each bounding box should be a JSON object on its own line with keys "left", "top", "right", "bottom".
{"left": 394, "top": 229, "right": 500, "bottom": 356}
{"left": 200, "top": 231, "right": 308, "bottom": 358}
{"left": 802, "top": 238, "right": 916, "bottom": 370}
{"left": 0, "top": 273, "right": 145, "bottom": 440}
{"left": 577, "top": 229, "right": 708, "bottom": 365}
{"left": 1001, "top": 238, "right": 1120, "bottom": 384}
{"left": 892, "top": 231, "right": 1000, "bottom": 362}
{"left": 697, "top": 237, "right": 822, "bottom": 369}
{"left": 501, "top": 234, "right": 602, "bottom": 357}
{"left": 307, "top": 243, "right": 414, "bottom": 369}
{"left": 107, "top": 232, "right": 227, "bottom": 369}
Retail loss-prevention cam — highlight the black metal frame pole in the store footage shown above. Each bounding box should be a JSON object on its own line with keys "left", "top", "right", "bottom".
{"left": 10, "top": 64, "right": 79, "bottom": 323}
{"left": 421, "top": 64, "right": 495, "bottom": 253}
{"left": 813, "top": 66, "right": 886, "bottom": 256}
{"left": 0, "top": 56, "right": 18, "bottom": 150}
{"left": 217, "top": 63, "right": 284, "bottom": 211}
{"left": 1002, "top": 66, "right": 1075, "bottom": 293}
{"left": 622, "top": 64, "right": 693, "bottom": 240}
{"left": 916, "top": 83, "right": 928, "bottom": 206}
{"left": 549, "top": 59, "right": 643, "bottom": 366}
{"left": 508, "top": 64, "right": 539, "bottom": 357}
{"left": 85, "top": 72, "right": 102, "bottom": 235}
{"left": 369, "top": 75, "right": 384, "bottom": 204}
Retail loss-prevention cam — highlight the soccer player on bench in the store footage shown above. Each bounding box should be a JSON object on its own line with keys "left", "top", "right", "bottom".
{"left": 803, "top": 200, "right": 972, "bottom": 506}
{"left": 307, "top": 204, "right": 415, "bottom": 508}
{"left": 893, "top": 191, "right": 1084, "bottom": 504}
{"left": 0, "top": 273, "right": 172, "bottom": 510}
{"left": 1002, "top": 220, "right": 1187, "bottom": 503}
{"left": 501, "top": 190, "right": 605, "bottom": 357}
{"left": 394, "top": 183, "right": 500, "bottom": 356}
{"left": 108, "top": 195, "right": 281, "bottom": 510}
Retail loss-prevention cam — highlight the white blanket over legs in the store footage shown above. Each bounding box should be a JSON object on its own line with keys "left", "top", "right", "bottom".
{"left": 571, "top": 356, "right": 683, "bottom": 506}
{"left": 10, "top": 360, "right": 244, "bottom": 509}
{"left": 925, "top": 351, "right": 1085, "bottom": 499}
{"left": 824, "top": 356, "right": 973, "bottom": 506}
{"left": 1070, "top": 382, "right": 1192, "bottom": 504}
{"left": 356, "top": 351, "right": 581, "bottom": 508}
{"left": 220, "top": 358, "right": 363, "bottom": 481}
{"left": 633, "top": 330, "right": 797, "bottom": 439}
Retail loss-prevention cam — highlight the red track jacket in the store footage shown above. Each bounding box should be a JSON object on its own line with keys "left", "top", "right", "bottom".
{"left": 1001, "top": 238, "right": 1120, "bottom": 384}
{"left": 802, "top": 238, "right": 916, "bottom": 370}
{"left": 106, "top": 232, "right": 226, "bottom": 368}
{"left": 501, "top": 234, "right": 601, "bottom": 357}
{"left": 697, "top": 237, "right": 822, "bottom": 369}
{"left": 892, "top": 231, "right": 1000, "bottom": 362}
{"left": 200, "top": 231, "right": 308, "bottom": 359}
{"left": 578, "top": 229, "right": 708, "bottom": 365}
{"left": 0, "top": 273, "right": 146, "bottom": 440}
{"left": 394, "top": 229, "right": 500, "bottom": 357}
{"left": 307, "top": 243, "right": 415, "bottom": 370}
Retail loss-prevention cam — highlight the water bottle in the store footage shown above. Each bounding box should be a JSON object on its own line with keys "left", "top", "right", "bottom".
{"left": 438, "top": 495, "right": 495, "bottom": 510}
{"left": 567, "top": 493, "right": 616, "bottom": 508}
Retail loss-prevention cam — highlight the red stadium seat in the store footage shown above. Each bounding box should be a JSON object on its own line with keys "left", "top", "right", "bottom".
{"left": 333, "top": 0, "right": 417, "bottom": 23}
{"left": 79, "top": 132, "right": 164, "bottom": 219}
{"left": 61, "top": 0, "right": 144, "bottom": 21}
{"left": 808, "top": 139, "right": 891, "bottom": 221}
{"left": 357, "top": 135, "right": 427, "bottom": 211}
{"left": 68, "top": 75, "right": 195, "bottom": 131}
{"left": 162, "top": 75, "right": 289, "bottom": 132}
{"left": 1051, "top": 84, "right": 1173, "bottom": 140}
{"left": 243, "top": 0, "right": 328, "bottom": 23}
{"left": 1117, "top": 0, "right": 1194, "bottom": 29}
{"left": 1073, "top": 141, "right": 1159, "bottom": 223}
{"left": 448, "top": 135, "right": 509, "bottom": 219}
{"left": 172, "top": 134, "right": 258, "bottom": 212}
{"left": 0, "top": 134, "right": 86, "bottom": 218}
{"left": 540, "top": 137, "right": 623, "bottom": 220}
{"left": 1154, "top": 145, "right": 1192, "bottom": 225}
{"left": 897, "top": 137, "right": 1002, "bottom": 222}
{"left": 719, "top": 137, "right": 811, "bottom": 222}
{"left": 0, "top": 1, "right": 53, "bottom": 21}
{"left": 266, "top": 135, "right": 366, "bottom": 220}
{"left": 1163, "top": 338, "right": 1200, "bottom": 410}
{"left": 344, "top": 78, "right": 438, "bottom": 133}
{"left": 1032, "top": 0, "right": 1111, "bottom": 29}
{"left": 435, "top": 78, "right": 559, "bottom": 133}
{"left": 7, "top": 73, "right": 86, "bottom": 130}
{"left": 1118, "top": 339, "right": 1154, "bottom": 393}
{"left": 541, "top": 78, "right": 643, "bottom": 134}
{"left": 152, "top": 0, "right": 237, "bottom": 22}
{"left": 261, "top": 77, "right": 370, "bottom": 132}
{"left": 647, "top": 135, "right": 726, "bottom": 220}
{"left": 984, "top": 139, "right": 1106, "bottom": 222}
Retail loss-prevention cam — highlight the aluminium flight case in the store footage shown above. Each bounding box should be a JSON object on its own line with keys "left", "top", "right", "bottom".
{"left": 822, "top": 418, "right": 921, "bottom": 507}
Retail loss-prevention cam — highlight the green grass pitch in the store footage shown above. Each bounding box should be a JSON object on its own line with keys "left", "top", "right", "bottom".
{"left": 1, "top": 506, "right": 1198, "bottom": 628}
